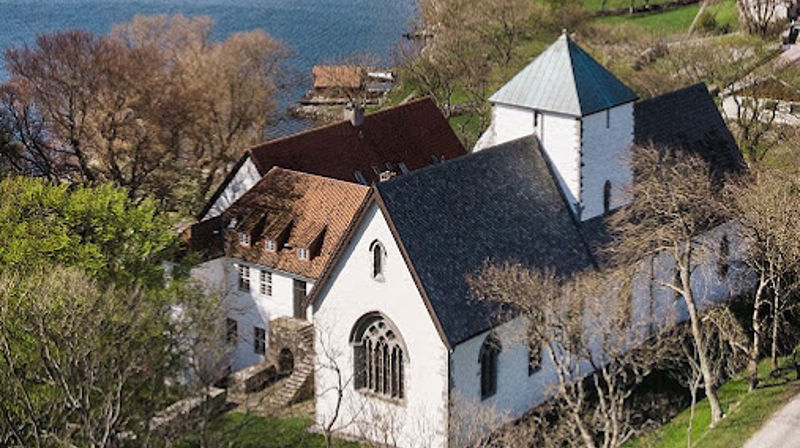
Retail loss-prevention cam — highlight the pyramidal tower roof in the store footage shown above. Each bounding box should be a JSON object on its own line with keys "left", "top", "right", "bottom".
{"left": 489, "top": 32, "right": 638, "bottom": 117}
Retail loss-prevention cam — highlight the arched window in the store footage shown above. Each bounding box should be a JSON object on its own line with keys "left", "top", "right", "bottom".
{"left": 717, "top": 234, "right": 730, "bottom": 279}
{"left": 369, "top": 240, "right": 386, "bottom": 280}
{"left": 351, "top": 313, "right": 406, "bottom": 400}
{"left": 479, "top": 334, "right": 501, "bottom": 399}
{"left": 603, "top": 180, "right": 612, "bottom": 214}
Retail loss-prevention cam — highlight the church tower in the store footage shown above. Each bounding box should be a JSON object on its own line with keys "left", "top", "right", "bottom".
{"left": 475, "top": 31, "right": 638, "bottom": 221}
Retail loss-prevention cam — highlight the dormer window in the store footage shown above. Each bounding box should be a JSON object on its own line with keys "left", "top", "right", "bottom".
{"left": 370, "top": 240, "right": 385, "bottom": 280}
{"left": 239, "top": 232, "right": 251, "bottom": 247}
{"left": 265, "top": 239, "right": 276, "bottom": 252}
{"left": 297, "top": 247, "right": 309, "bottom": 260}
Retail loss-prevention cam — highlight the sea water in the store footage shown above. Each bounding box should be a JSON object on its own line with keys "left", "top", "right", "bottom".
{"left": 0, "top": 0, "right": 417, "bottom": 136}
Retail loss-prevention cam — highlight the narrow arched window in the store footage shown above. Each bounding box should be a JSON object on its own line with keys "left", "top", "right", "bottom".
{"left": 369, "top": 240, "right": 385, "bottom": 280}
{"left": 603, "top": 180, "right": 612, "bottom": 214}
{"left": 351, "top": 313, "right": 406, "bottom": 400}
{"left": 717, "top": 235, "right": 730, "bottom": 279}
{"left": 479, "top": 334, "right": 501, "bottom": 399}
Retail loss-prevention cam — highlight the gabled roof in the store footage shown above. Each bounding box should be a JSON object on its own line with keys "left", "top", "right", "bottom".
{"left": 187, "top": 168, "right": 368, "bottom": 280}
{"left": 634, "top": 82, "right": 745, "bottom": 178}
{"left": 199, "top": 97, "right": 465, "bottom": 219}
{"left": 312, "top": 65, "right": 365, "bottom": 90}
{"left": 375, "top": 137, "right": 595, "bottom": 346}
{"left": 581, "top": 83, "right": 746, "bottom": 268}
{"left": 489, "top": 33, "right": 638, "bottom": 116}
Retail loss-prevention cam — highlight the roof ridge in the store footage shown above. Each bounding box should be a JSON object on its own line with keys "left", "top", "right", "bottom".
{"left": 562, "top": 35, "right": 582, "bottom": 115}
{"left": 249, "top": 97, "right": 435, "bottom": 156}
{"left": 266, "top": 166, "right": 370, "bottom": 191}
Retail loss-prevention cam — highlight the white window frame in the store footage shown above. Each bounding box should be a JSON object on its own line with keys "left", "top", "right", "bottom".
{"left": 265, "top": 239, "right": 276, "bottom": 252}
{"left": 237, "top": 264, "right": 250, "bottom": 292}
{"left": 260, "top": 269, "right": 272, "bottom": 296}
{"left": 239, "top": 232, "right": 251, "bottom": 247}
{"left": 297, "top": 247, "right": 308, "bottom": 260}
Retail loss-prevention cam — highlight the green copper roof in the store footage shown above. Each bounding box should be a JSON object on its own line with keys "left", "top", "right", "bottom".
{"left": 489, "top": 33, "right": 638, "bottom": 117}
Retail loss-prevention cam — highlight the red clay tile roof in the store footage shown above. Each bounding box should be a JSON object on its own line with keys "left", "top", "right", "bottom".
{"left": 198, "top": 97, "right": 465, "bottom": 219}
{"left": 188, "top": 167, "right": 369, "bottom": 279}
{"left": 248, "top": 97, "right": 465, "bottom": 180}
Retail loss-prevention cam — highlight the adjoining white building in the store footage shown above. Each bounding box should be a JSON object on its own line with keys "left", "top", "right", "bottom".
{"left": 186, "top": 98, "right": 466, "bottom": 373}
{"left": 307, "top": 35, "right": 747, "bottom": 448}
{"left": 198, "top": 97, "right": 466, "bottom": 222}
{"left": 187, "top": 168, "right": 368, "bottom": 372}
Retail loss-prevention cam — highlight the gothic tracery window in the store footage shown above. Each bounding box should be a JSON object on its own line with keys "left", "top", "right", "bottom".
{"left": 352, "top": 313, "right": 406, "bottom": 400}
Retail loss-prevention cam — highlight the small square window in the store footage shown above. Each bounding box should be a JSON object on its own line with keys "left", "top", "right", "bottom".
{"left": 237, "top": 265, "right": 250, "bottom": 292}
{"left": 297, "top": 247, "right": 308, "bottom": 260}
{"left": 254, "top": 326, "right": 266, "bottom": 355}
{"left": 226, "top": 318, "right": 237, "bottom": 345}
{"left": 265, "top": 239, "right": 276, "bottom": 252}
{"left": 260, "top": 270, "right": 272, "bottom": 296}
{"left": 239, "top": 232, "right": 251, "bottom": 247}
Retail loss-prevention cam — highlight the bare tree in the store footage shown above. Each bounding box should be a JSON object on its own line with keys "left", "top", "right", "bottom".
{"left": 469, "top": 264, "right": 670, "bottom": 448}
{"left": 728, "top": 168, "right": 800, "bottom": 386}
{"left": 607, "top": 145, "right": 737, "bottom": 427}
{"left": 1, "top": 15, "right": 288, "bottom": 214}
{"left": 738, "top": 0, "right": 783, "bottom": 36}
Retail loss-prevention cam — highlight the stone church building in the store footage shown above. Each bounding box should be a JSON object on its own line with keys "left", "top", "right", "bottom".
{"left": 307, "top": 33, "right": 746, "bottom": 447}
{"left": 188, "top": 33, "right": 746, "bottom": 448}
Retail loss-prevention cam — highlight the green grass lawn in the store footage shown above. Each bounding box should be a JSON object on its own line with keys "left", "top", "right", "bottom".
{"left": 179, "top": 413, "right": 363, "bottom": 448}
{"left": 627, "top": 351, "right": 800, "bottom": 448}
{"left": 595, "top": 0, "right": 738, "bottom": 34}
{"left": 583, "top": 0, "right": 675, "bottom": 12}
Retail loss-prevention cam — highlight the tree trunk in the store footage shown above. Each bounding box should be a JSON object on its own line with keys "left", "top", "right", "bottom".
{"left": 749, "top": 276, "right": 767, "bottom": 392}
{"left": 688, "top": 0, "right": 711, "bottom": 34}
{"left": 772, "top": 281, "right": 782, "bottom": 369}
{"left": 681, "top": 258, "right": 724, "bottom": 426}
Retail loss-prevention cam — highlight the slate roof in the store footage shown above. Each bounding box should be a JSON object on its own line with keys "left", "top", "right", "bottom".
{"left": 187, "top": 168, "right": 368, "bottom": 279}
{"left": 489, "top": 33, "right": 638, "bottom": 116}
{"left": 581, "top": 82, "right": 746, "bottom": 267}
{"left": 634, "top": 82, "right": 746, "bottom": 178}
{"left": 199, "top": 97, "right": 465, "bottom": 219}
{"left": 376, "top": 137, "right": 595, "bottom": 346}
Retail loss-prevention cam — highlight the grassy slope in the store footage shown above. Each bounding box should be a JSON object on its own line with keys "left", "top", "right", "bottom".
{"left": 627, "top": 352, "right": 800, "bottom": 448}
{"left": 180, "top": 413, "right": 363, "bottom": 448}
{"left": 583, "top": 0, "right": 676, "bottom": 12}
{"left": 596, "top": 0, "right": 738, "bottom": 34}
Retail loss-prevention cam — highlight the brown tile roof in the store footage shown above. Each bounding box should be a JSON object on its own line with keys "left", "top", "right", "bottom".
{"left": 312, "top": 65, "right": 365, "bottom": 90}
{"left": 188, "top": 167, "right": 369, "bottom": 279}
{"left": 199, "top": 97, "right": 465, "bottom": 219}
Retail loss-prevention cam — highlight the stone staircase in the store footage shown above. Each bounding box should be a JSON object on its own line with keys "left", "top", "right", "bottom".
{"left": 266, "top": 323, "right": 315, "bottom": 408}
{"left": 225, "top": 318, "right": 315, "bottom": 415}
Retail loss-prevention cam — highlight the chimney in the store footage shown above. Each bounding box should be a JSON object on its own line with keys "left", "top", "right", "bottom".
{"left": 344, "top": 102, "right": 364, "bottom": 127}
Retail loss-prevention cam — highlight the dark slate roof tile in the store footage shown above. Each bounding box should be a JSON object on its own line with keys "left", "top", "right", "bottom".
{"left": 377, "top": 137, "right": 595, "bottom": 346}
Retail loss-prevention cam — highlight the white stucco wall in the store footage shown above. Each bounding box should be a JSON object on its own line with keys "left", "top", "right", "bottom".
{"left": 474, "top": 104, "right": 536, "bottom": 151}
{"left": 580, "top": 102, "right": 635, "bottom": 221}
{"left": 202, "top": 156, "right": 261, "bottom": 221}
{"left": 539, "top": 111, "right": 581, "bottom": 214}
{"left": 312, "top": 204, "right": 450, "bottom": 448}
{"left": 448, "top": 224, "right": 750, "bottom": 445}
{"left": 191, "top": 257, "right": 314, "bottom": 372}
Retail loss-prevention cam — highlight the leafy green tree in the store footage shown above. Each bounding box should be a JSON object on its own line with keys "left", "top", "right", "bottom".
{"left": 0, "top": 176, "right": 176, "bottom": 287}
{"left": 0, "top": 266, "right": 203, "bottom": 447}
